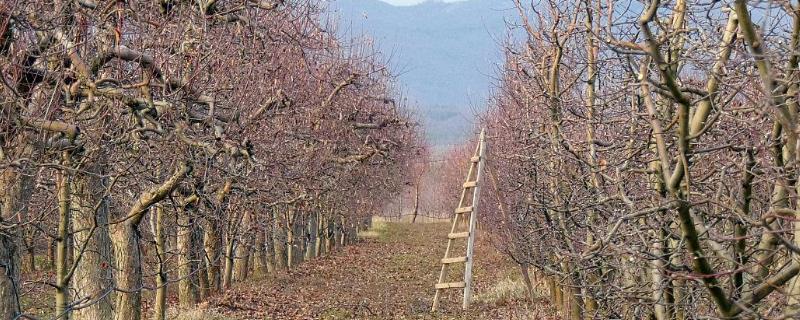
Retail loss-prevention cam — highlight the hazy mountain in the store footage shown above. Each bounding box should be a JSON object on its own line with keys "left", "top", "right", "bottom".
{"left": 326, "top": 0, "right": 516, "bottom": 148}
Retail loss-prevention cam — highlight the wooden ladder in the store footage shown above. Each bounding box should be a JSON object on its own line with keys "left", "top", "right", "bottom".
{"left": 431, "top": 129, "right": 486, "bottom": 311}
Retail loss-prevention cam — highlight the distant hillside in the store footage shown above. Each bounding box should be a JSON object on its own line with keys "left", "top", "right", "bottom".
{"left": 326, "top": 0, "right": 516, "bottom": 148}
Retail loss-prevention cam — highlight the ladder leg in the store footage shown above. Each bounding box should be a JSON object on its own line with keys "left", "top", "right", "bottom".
{"left": 431, "top": 264, "right": 447, "bottom": 311}
{"left": 462, "top": 208, "right": 478, "bottom": 309}
{"left": 432, "top": 211, "right": 462, "bottom": 311}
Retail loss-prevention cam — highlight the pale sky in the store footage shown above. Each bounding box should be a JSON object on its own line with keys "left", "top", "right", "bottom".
{"left": 378, "top": 0, "right": 466, "bottom": 6}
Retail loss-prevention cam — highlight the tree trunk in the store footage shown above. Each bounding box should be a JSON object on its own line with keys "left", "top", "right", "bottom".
{"left": 272, "top": 209, "right": 287, "bottom": 270}
{"left": 670, "top": 237, "right": 685, "bottom": 320}
{"left": 204, "top": 218, "right": 222, "bottom": 293}
{"left": 111, "top": 223, "right": 143, "bottom": 320}
{"left": 150, "top": 205, "right": 167, "bottom": 320}
{"left": 412, "top": 182, "right": 420, "bottom": 223}
{"left": 195, "top": 224, "right": 210, "bottom": 300}
{"left": 205, "top": 180, "right": 230, "bottom": 293}
{"left": 71, "top": 172, "right": 114, "bottom": 320}
{"left": 286, "top": 213, "right": 295, "bottom": 269}
{"left": 222, "top": 235, "right": 235, "bottom": 289}
{"left": 650, "top": 227, "right": 668, "bottom": 320}
{"left": 0, "top": 231, "right": 19, "bottom": 319}
{"left": 0, "top": 161, "right": 31, "bottom": 319}
{"left": 325, "top": 216, "right": 334, "bottom": 254}
{"left": 519, "top": 263, "right": 534, "bottom": 302}
{"left": 547, "top": 277, "right": 560, "bottom": 313}
{"left": 339, "top": 216, "right": 347, "bottom": 247}
{"left": 253, "top": 228, "right": 268, "bottom": 276}
{"left": 315, "top": 213, "right": 324, "bottom": 258}
{"left": 563, "top": 263, "right": 583, "bottom": 320}
{"left": 234, "top": 211, "right": 251, "bottom": 282}
{"left": 305, "top": 213, "right": 316, "bottom": 260}
{"left": 264, "top": 224, "right": 275, "bottom": 273}
{"left": 176, "top": 203, "right": 198, "bottom": 308}
{"left": 234, "top": 241, "right": 251, "bottom": 282}
{"left": 55, "top": 169, "right": 71, "bottom": 319}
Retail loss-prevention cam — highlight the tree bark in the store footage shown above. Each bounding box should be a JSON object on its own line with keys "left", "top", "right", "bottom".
{"left": 0, "top": 159, "right": 31, "bottom": 319}
{"left": 222, "top": 234, "right": 235, "bottom": 289}
{"left": 234, "top": 211, "right": 251, "bottom": 282}
{"left": 204, "top": 218, "right": 222, "bottom": 293}
{"left": 304, "top": 213, "right": 316, "bottom": 260}
{"left": 195, "top": 223, "right": 210, "bottom": 300}
{"left": 264, "top": 224, "right": 275, "bottom": 273}
{"left": 0, "top": 228, "right": 20, "bottom": 318}
{"left": 286, "top": 209, "right": 295, "bottom": 269}
{"left": 339, "top": 216, "right": 347, "bottom": 247}
{"left": 176, "top": 201, "right": 198, "bottom": 308}
{"left": 519, "top": 263, "right": 534, "bottom": 302}
{"left": 233, "top": 241, "right": 251, "bottom": 282}
{"left": 71, "top": 171, "right": 114, "bottom": 320}
{"left": 111, "top": 222, "right": 143, "bottom": 320}
{"left": 325, "top": 216, "right": 334, "bottom": 254}
{"left": 315, "top": 213, "right": 324, "bottom": 257}
{"left": 150, "top": 205, "right": 167, "bottom": 320}
{"left": 272, "top": 209, "right": 287, "bottom": 270}
{"left": 253, "top": 228, "right": 269, "bottom": 276}
{"left": 411, "top": 182, "right": 420, "bottom": 223}
{"left": 205, "top": 180, "right": 230, "bottom": 293}
{"left": 55, "top": 168, "right": 71, "bottom": 319}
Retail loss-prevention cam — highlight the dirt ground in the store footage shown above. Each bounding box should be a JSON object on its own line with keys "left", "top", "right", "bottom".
{"left": 201, "top": 221, "right": 555, "bottom": 320}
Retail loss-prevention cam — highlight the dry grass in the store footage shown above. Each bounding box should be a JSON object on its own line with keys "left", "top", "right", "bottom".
{"left": 357, "top": 218, "right": 388, "bottom": 239}
{"left": 168, "top": 307, "right": 227, "bottom": 320}
{"left": 360, "top": 215, "right": 449, "bottom": 239}
{"left": 373, "top": 214, "right": 451, "bottom": 224}
{"left": 476, "top": 276, "right": 530, "bottom": 307}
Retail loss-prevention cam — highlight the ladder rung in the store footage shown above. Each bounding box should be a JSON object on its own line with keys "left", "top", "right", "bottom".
{"left": 463, "top": 181, "right": 477, "bottom": 188}
{"left": 455, "top": 206, "right": 473, "bottom": 214}
{"left": 470, "top": 156, "right": 480, "bottom": 163}
{"left": 448, "top": 232, "right": 470, "bottom": 239}
{"left": 435, "top": 281, "right": 466, "bottom": 289}
{"left": 441, "top": 256, "right": 467, "bottom": 264}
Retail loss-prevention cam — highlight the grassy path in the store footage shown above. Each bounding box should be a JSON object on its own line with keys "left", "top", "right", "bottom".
{"left": 198, "top": 221, "right": 551, "bottom": 319}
